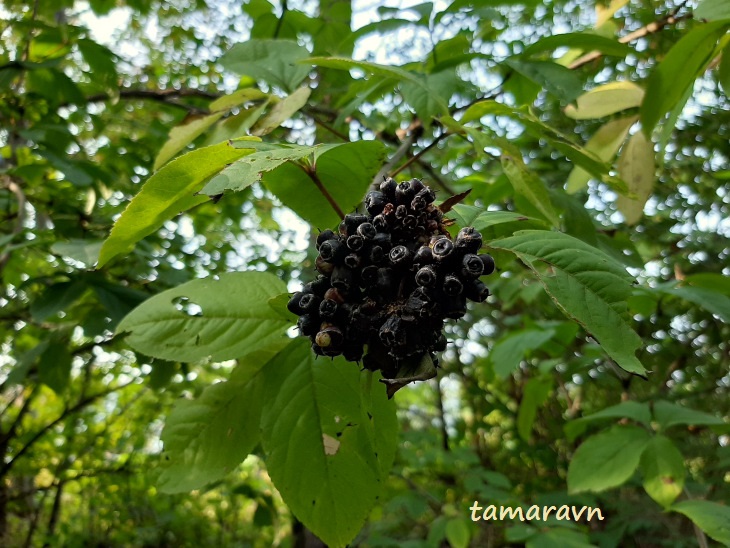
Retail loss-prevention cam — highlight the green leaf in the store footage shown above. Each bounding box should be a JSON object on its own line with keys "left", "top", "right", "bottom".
{"left": 683, "top": 273, "right": 730, "bottom": 296}
{"left": 695, "top": 0, "right": 730, "bottom": 21}
{"left": 158, "top": 346, "right": 286, "bottom": 493}
{"left": 522, "top": 32, "right": 632, "bottom": 58}
{"left": 449, "top": 206, "right": 547, "bottom": 232}
{"left": 641, "top": 21, "right": 729, "bottom": 135}
{"left": 220, "top": 40, "right": 311, "bottom": 92}
{"left": 652, "top": 400, "right": 726, "bottom": 431}
{"left": 461, "top": 101, "right": 622, "bottom": 191}
{"left": 488, "top": 230, "right": 646, "bottom": 375}
{"left": 719, "top": 43, "right": 730, "bottom": 94}
{"left": 51, "top": 239, "right": 104, "bottom": 267}
{"left": 567, "top": 425, "right": 651, "bottom": 493}
{"left": 262, "top": 140, "right": 386, "bottom": 230}
{"left": 77, "top": 38, "right": 118, "bottom": 90}
{"left": 505, "top": 59, "right": 583, "bottom": 103}
{"left": 97, "top": 138, "right": 257, "bottom": 267}
{"left": 501, "top": 153, "right": 561, "bottom": 227}
{"left": 209, "top": 87, "right": 269, "bottom": 112}
{"left": 657, "top": 284, "right": 730, "bottom": 323}
{"left": 525, "top": 527, "right": 595, "bottom": 548}
{"left": 305, "top": 56, "right": 423, "bottom": 85}
{"left": 566, "top": 115, "right": 636, "bottom": 194}
{"left": 517, "top": 376, "right": 553, "bottom": 441}
{"left": 445, "top": 518, "right": 471, "bottom": 548}
{"left": 640, "top": 435, "right": 685, "bottom": 508}
{"left": 116, "top": 271, "right": 290, "bottom": 362}
{"left": 261, "top": 339, "right": 397, "bottom": 548}
{"left": 30, "top": 280, "right": 87, "bottom": 321}
{"left": 201, "top": 143, "right": 315, "bottom": 195}
{"left": 400, "top": 70, "right": 455, "bottom": 125}
{"left": 564, "top": 81, "right": 645, "bottom": 120}
{"left": 251, "top": 86, "right": 311, "bottom": 136}
{"left": 490, "top": 328, "right": 556, "bottom": 378}
{"left": 672, "top": 500, "right": 730, "bottom": 545}
{"left": 616, "top": 131, "right": 655, "bottom": 224}
{"left": 565, "top": 401, "right": 652, "bottom": 442}
{"left": 38, "top": 340, "right": 73, "bottom": 394}
{"left": 153, "top": 112, "right": 225, "bottom": 171}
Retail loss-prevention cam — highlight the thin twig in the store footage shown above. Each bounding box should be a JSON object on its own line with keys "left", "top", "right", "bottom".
{"left": 273, "top": 0, "right": 288, "bottom": 39}
{"left": 306, "top": 112, "right": 350, "bottom": 142}
{"left": 0, "top": 380, "right": 137, "bottom": 477}
{"left": 569, "top": 10, "right": 692, "bottom": 70}
{"left": 301, "top": 165, "right": 345, "bottom": 220}
{"left": 390, "top": 132, "right": 450, "bottom": 177}
{"left": 61, "top": 88, "right": 220, "bottom": 112}
{"left": 371, "top": 123, "right": 423, "bottom": 187}
{"left": 0, "top": 175, "right": 27, "bottom": 276}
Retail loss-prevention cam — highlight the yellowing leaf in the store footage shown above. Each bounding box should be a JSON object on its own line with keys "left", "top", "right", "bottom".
{"left": 564, "top": 81, "right": 644, "bottom": 120}
{"left": 567, "top": 115, "right": 637, "bottom": 193}
{"left": 617, "top": 131, "right": 655, "bottom": 225}
{"left": 596, "top": 0, "right": 629, "bottom": 27}
{"left": 640, "top": 435, "right": 685, "bottom": 509}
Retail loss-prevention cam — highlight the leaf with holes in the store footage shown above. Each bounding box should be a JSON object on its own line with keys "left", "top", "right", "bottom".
{"left": 116, "top": 271, "right": 291, "bottom": 362}
{"left": 261, "top": 339, "right": 397, "bottom": 548}
{"left": 488, "top": 230, "right": 646, "bottom": 375}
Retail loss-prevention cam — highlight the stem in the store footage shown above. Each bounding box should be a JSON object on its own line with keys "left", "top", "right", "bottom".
{"left": 273, "top": 0, "right": 288, "bottom": 40}
{"left": 569, "top": 9, "right": 692, "bottom": 70}
{"left": 304, "top": 165, "right": 345, "bottom": 220}
{"left": 435, "top": 375, "right": 450, "bottom": 452}
{"left": 390, "top": 132, "right": 450, "bottom": 178}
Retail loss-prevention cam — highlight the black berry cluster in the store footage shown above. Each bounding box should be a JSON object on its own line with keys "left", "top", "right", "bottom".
{"left": 287, "top": 177, "right": 495, "bottom": 381}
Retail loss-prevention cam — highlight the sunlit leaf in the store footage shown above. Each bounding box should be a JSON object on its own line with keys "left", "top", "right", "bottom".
{"left": 153, "top": 112, "right": 224, "bottom": 171}
{"left": 98, "top": 138, "right": 258, "bottom": 267}
{"left": 564, "top": 81, "right": 644, "bottom": 120}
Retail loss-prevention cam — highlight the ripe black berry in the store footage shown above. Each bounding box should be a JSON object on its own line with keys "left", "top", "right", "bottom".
{"left": 287, "top": 176, "right": 496, "bottom": 394}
